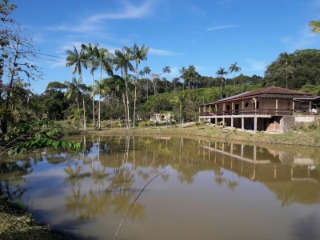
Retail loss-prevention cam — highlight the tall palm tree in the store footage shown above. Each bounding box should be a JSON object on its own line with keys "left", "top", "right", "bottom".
{"left": 65, "top": 45, "right": 88, "bottom": 129}
{"left": 66, "top": 46, "right": 87, "bottom": 82}
{"left": 64, "top": 77, "right": 88, "bottom": 130}
{"left": 229, "top": 62, "right": 241, "bottom": 88}
{"left": 114, "top": 48, "right": 134, "bottom": 128}
{"left": 216, "top": 67, "right": 228, "bottom": 98}
{"left": 179, "top": 66, "right": 186, "bottom": 89}
{"left": 82, "top": 43, "right": 99, "bottom": 128}
{"left": 309, "top": 20, "right": 320, "bottom": 33}
{"left": 95, "top": 47, "right": 113, "bottom": 129}
{"left": 131, "top": 43, "right": 149, "bottom": 128}
{"left": 103, "top": 75, "right": 127, "bottom": 124}
{"left": 143, "top": 66, "right": 151, "bottom": 100}
{"left": 163, "top": 66, "right": 171, "bottom": 92}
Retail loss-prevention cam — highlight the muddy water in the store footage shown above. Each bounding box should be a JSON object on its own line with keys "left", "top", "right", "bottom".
{"left": 1, "top": 136, "right": 320, "bottom": 240}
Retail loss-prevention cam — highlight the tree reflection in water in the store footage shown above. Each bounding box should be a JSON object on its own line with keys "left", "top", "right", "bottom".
{"left": 1, "top": 135, "right": 320, "bottom": 232}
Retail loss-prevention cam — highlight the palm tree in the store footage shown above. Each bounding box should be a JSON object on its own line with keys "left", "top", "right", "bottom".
{"left": 114, "top": 47, "right": 134, "bottom": 128}
{"left": 95, "top": 47, "right": 113, "bottom": 129}
{"left": 179, "top": 66, "right": 186, "bottom": 89}
{"left": 103, "top": 75, "right": 127, "bottom": 124}
{"left": 82, "top": 43, "right": 99, "bottom": 128}
{"left": 229, "top": 62, "right": 241, "bottom": 88}
{"left": 143, "top": 66, "right": 151, "bottom": 100}
{"left": 131, "top": 43, "right": 149, "bottom": 127}
{"left": 163, "top": 66, "right": 171, "bottom": 91}
{"left": 66, "top": 46, "right": 87, "bottom": 82}
{"left": 64, "top": 77, "right": 88, "bottom": 130}
{"left": 216, "top": 67, "right": 228, "bottom": 98}
{"left": 309, "top": 20, "right": 320, "bottom": 33}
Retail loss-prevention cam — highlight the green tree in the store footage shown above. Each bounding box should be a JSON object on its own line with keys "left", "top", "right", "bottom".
{"left": 309, "top": 20, "right": 320, "bottom": 33}
{"left": 66, "top": 45, "right": 87, "bottom": 82}
{"left": 95, "top": 47, "right": 113, "bottom": 129}
{"left": 82, "top": 43, "right": 99, "bottom": 127}
{"left": 64, "top": 77, "right": 89, "bottom": 130}
{"left": 143, "top": 66, "right": 151, "bottom": 100}
{"left": 0, "top": 2, "right": 41, "bottom": 134}
{"left": 114, "top": 48, "right": 134, "bottom": 128}
{"left": 131, "top": 43, "right": 149, "bottom": 127}
{"left": 216, "top": 67, "right": 228, "bottom": 98}
{"left": 229, "top": 62, "right": 241, "bottom": 88}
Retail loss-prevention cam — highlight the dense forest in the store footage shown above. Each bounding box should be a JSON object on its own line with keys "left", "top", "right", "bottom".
{"left": 1, "top": 0, "right": 320, "bottom": 132}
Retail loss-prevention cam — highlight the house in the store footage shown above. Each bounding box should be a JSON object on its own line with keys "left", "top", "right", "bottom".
{"left": 199, "top": 86, "right": 320, "bottom": 133}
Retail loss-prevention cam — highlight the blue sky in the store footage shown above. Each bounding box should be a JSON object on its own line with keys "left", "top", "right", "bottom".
{"left": 11, "top": 0, "right": 320, "bottom": 93}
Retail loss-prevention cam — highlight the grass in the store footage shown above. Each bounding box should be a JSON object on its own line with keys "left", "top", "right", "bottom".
{"left": 0, "top": 196, "right": 77, "bottom": 240}
{"left": 79, "top": 123, "right": 320, "bottom": 147}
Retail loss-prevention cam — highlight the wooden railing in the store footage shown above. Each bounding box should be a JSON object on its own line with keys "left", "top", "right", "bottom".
{"left": 201, "top": 109, "right": 295, "bottom": 116}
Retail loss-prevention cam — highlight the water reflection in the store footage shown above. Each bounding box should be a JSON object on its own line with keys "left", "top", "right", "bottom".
{"left": 0, "top": 136, "right": 319, "bottom": 239}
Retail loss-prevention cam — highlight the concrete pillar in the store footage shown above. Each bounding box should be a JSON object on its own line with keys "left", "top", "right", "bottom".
{"left": 292, "top": 101, "right": 295, "bottom": 112}
{"left": 254, "top": 116, "right": 257, "bottom": 131}
{"left": 309, "top": 101, "right": 312, "bottom": 111}
{"left": 276, "top": 99, "right": 278, "bottom": 115}
{"left": 241, "top": 117, "right": 244, "bottom": 130}
{"left": 223, "top": 103, "right": 226, "bottom": 115}
{"left": 231, "top": 117, "right": 234, "bottom": 128}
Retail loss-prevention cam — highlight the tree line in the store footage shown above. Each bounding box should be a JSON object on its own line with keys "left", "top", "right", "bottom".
{"left": 2, "top": 0, "right": 320, "bottom": 133}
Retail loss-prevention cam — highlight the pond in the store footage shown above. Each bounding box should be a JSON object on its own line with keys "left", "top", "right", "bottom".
{"left": 1, "top": 136, "right": 320, "bottom": 240}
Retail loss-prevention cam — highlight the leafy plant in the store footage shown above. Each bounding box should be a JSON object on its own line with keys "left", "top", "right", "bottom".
{"left": 0, "top": 120, "right": 81, "bottom": 156}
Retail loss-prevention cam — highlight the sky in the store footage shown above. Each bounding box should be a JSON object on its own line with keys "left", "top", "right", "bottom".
{"left": 10, "top": 0, "right": 320, "bottom": 93}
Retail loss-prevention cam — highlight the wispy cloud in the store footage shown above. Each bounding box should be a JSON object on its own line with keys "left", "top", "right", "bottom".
{"left": 149, "top": 48, "right": 181, "bottom": 56}
{"left": 245, "top": 59, "right": 267, "bottom": 72}
{"left": 281, "top": 26, "right": 320, "bottom": 51}
{"left": 47, "top": 0, "right": 156, "bottom": 34}
{"left": 88, "top": 0, "right": 155, "bottom": 22}
{"left": 207, "top": 24, "right": 239, "bottom": 31}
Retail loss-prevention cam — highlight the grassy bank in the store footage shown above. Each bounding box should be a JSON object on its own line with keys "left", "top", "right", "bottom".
{"left": 0, "top": 196, "right": 77, "bottom": 240}
{"left": 82, "top": 124, "right": 320, "bottom": 147}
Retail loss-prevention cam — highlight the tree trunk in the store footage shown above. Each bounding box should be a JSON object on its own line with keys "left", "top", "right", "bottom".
{"left": 83, "top": 96, "right": 86, "bottom": 131}
{"left": 92, "top": 74, "right": 95, "bottom": 128}
{"left": 133, "top": 65, "right": 138, "bottom": 128}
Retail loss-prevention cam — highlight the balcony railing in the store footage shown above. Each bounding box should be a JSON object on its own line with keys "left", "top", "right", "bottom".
{"left": 201, "top": 109, "right": 295, "bottom": 116}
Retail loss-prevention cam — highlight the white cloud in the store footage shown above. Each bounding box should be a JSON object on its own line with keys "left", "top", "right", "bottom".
{"left": 245, "top": 59, "right": 267, "bottom": 72}
{"left": 207, "top": 24, "right": 239, "bottom": 31}
{"left": 149, "top": 48, "right": 181, "bottom": 56}
{"left": 281, "top": 26, "right": 320, "bottom": 51}
{"left": 47, "top": 0, "right": 156, "bottom": 34}
{"left": 88, "top": 0, "right": 155, "bottom": 22}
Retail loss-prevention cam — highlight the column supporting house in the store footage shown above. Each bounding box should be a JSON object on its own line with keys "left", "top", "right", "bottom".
{"left": 231, "top": 117, "right": 234, "bottom": 128}
{"left": 276, "top": 99, "right": 279, "bottom": 115}
{"left": 292, "top": 101, "right": 295, "bottom": 112}
{"left": 223, "top": 103, "right": 226, "bottom": 115}
{"left": 254, "top": 116, "right": 258, "bottom": 131}
{"left": 241, "top": 117, "right": 244, "bottom": 130}
{"left": 309, "top": 101, "right": 312, "bottom": 111}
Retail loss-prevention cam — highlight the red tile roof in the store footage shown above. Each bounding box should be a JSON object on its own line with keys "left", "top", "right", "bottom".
{"left": 204, "top": 86, "right": 317, "bottom": 106}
